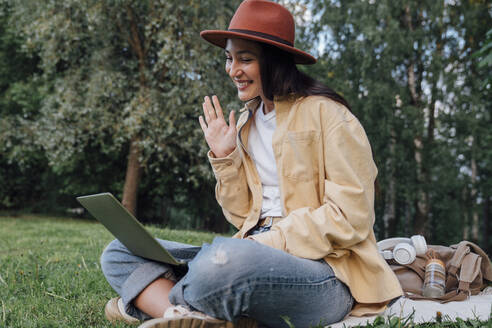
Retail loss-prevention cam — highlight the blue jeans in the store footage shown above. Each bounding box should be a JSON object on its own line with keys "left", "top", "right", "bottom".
{"left": 100, "top": 236, "right": 353, "bottom": 328}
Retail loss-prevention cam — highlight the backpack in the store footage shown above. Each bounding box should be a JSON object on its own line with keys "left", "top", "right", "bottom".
{"left": 386, "top": 241, "right": 492, "bottom": 302}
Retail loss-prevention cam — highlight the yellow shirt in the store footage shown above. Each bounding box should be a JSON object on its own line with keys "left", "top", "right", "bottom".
{"left": 208, "top": 95, "right": 403, "bottom": 316}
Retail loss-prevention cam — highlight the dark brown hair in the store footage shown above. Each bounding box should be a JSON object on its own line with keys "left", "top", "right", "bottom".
{"left": 259, "top": 43, "right": 351, "bottom": 110}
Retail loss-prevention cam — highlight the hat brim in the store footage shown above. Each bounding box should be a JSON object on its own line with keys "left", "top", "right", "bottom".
{"left": 200, "top": 30, "right": 316, "bottom": 65}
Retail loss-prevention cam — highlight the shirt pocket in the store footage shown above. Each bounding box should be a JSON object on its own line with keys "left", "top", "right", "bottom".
{"left": 281, "top": 130, "right": 321, "bottom": 181}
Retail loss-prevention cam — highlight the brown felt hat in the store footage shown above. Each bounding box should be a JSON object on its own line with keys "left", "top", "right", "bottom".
{"left": 200, "top": 0, "right": 316, "bottom": 65}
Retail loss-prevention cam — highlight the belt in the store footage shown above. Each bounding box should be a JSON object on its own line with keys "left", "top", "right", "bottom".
{"left": 257, "top": 216, "right": 283, "bottom": 228}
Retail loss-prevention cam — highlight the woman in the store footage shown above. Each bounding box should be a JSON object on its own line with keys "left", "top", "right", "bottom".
{"left": 100, "top": 1, "right": 403, "bottom": 327}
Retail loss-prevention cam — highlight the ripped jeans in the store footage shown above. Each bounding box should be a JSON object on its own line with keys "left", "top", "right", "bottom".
{"left": 100, "top": 236, "right": 353, "bottom": 328}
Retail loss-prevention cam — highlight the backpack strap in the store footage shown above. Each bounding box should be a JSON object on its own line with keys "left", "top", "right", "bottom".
{"left": 447, "top": 241, "right": 470, "bottom": 277}
{"left": 464, "top": 241, "right": 492, "bottom": 283}
{"left": 403, "top": 258, "right": 425, "bottom": 280}
{"left": 458, "top": 252, "right": 482, "bottom": 294}
{"left": 404, "top": 290, "right": 469, "bottom": 303}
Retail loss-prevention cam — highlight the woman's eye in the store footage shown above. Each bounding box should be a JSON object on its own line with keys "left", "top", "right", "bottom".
{"left": 241, "top": 58, "right": 252, "bottom": 62}
{"left": 225, "top": 56, "right": 232, "bottom": 61}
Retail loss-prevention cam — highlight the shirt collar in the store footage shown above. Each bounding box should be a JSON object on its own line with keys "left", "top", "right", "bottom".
{"left": 240, "top": 97, "right": 262, "bottom": 113}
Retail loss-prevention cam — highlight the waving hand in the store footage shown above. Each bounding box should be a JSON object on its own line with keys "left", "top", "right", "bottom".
{"left": 198, "top": 95, "right": 237, "bottom": 158}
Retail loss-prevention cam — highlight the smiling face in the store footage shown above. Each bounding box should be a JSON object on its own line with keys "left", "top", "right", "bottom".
{"left": 225, "top": 38, "right": 264, "bottom": 102}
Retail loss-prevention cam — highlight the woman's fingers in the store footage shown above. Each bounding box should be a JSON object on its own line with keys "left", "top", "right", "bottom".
{"left": 198, "top": 115, "right": 207, "bottom": 133}
{"left": 204, "top": 96, "right": 217, "bottom": 120}
{"left": 202, "top": 102, "right": 210, "bottom": 123}
{"left": 228, "top": 110, "right": 236, "bottom": 131}
{"left": 200, "top": 95, "right": 235, "bottom": 133}
{"left": 212, "top": 95, "right": 224, "bottom": 120}
{"left": 199, "top": 95, "right": 237, "bottom": 157}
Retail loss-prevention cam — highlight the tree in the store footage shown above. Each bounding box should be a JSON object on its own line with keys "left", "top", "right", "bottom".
{"left": 302, "top": 0, "right": 491, "bottom": 244}
{"left": 0, "top": 0, "right": 49, "bottom": 210}
{"left": 7, "top": 0, "right": 241, "bottom": 218}
{"left": 470, "top": 26, "right": 492, "bottom": 252}
{"left": 438, "top": 1, "right": 491, "bottom": 247}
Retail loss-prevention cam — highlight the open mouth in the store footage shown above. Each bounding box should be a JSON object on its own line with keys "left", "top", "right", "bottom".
{"left": 236, "top": 80, "right": 253, "bottom": 90}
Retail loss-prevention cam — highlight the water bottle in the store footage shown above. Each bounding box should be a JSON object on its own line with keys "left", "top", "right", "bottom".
{"left": 422, "top": 258, "right": 446, "bottom": 298}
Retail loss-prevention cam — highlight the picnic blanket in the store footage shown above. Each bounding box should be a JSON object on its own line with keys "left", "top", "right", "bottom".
{"left": 330, "top": 287, "right": 492, "bottom": 327}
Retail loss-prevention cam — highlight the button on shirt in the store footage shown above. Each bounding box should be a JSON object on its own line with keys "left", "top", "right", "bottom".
{"left": 247, "top": 102, "right": 283, "bottom": 218}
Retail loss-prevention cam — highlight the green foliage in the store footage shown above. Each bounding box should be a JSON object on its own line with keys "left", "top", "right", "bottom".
{"left": 301, "top": 0, "right": 492, "bottom": 249}
{"left": 1, "top": 0, "right": 491, "bottom": 243}
{"left": 1, "top": 0, "right": 242, "bottom": 231}
{"left": 0, "top": 0, "right": 53, "bottom": 210}
{"left": 9, "top": 0, "right": 236, "bottom": 171}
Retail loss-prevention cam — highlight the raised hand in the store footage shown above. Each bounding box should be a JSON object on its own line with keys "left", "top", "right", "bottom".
{"left": 198, "top": 95, "right": 237, "bottom": 158}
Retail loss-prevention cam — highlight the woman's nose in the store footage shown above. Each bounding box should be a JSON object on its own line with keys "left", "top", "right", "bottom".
{"left": 228, "top": 61, "right": 242, "bottom": 79}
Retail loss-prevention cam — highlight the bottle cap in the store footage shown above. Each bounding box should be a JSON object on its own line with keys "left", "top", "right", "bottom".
{"left": 426, "top": 258, "right": 445, "bottom": 268}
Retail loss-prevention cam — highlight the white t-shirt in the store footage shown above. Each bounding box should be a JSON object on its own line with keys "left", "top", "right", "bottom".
{"left": 247, "top": 102, "right": 282, "bottom": 218}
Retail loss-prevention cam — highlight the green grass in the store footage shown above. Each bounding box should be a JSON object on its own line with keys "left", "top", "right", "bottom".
{"left": 0, "top": 215, "right": 490, "bottom": 328}
{"left": 0, "top": 215, "right": 220, "bottom": 328}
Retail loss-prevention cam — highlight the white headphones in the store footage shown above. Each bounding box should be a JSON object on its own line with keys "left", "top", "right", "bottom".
{"left": 377, "top": 235, "right": 427, "bottom": 265}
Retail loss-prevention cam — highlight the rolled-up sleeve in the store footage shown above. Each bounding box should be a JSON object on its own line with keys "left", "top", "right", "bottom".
{"left": 208, "top": 148, "right": 252, "bottom": 230}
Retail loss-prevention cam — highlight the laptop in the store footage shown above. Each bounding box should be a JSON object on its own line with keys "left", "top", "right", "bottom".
{"left": 76, "top": 192, "right": 186, "bottom": 266}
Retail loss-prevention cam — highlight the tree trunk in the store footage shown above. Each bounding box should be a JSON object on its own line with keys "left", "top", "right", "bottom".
{"left": 403, "top": 5, "right": 430, "bottom": 237}
{"left": 413, "top": 136, "right": 428, "bottom": 235}
{"left": 383, "top": 128, "right": 397, "bottom": 238}
{"left": 484, "top": 196, "right": 491, "bottom": 255}
{"left": 119, "top": 6, "right": 148, "bottom": 217}
{"left": 470, "top": 146, "right": 479, "bottom": 242}
{"left": 122, "top": 138, "right": 142, "bottom": 215}
{"left": 463, "top": 211, "right": 469, "bottom": 240}
{"left": 462, "top": 186, "right": 470, "bottom": 240}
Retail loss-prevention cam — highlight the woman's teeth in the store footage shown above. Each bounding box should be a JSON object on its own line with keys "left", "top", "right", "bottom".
{"left": 237, "top": 81, "right": 251, "bottom": 88}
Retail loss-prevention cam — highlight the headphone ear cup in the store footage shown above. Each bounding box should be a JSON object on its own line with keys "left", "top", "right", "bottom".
{"left": 410, "top": 235, "right": 428, "bottom": 256}
{"left": 393, "top": 242, "right": 416, "bottom": 265}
